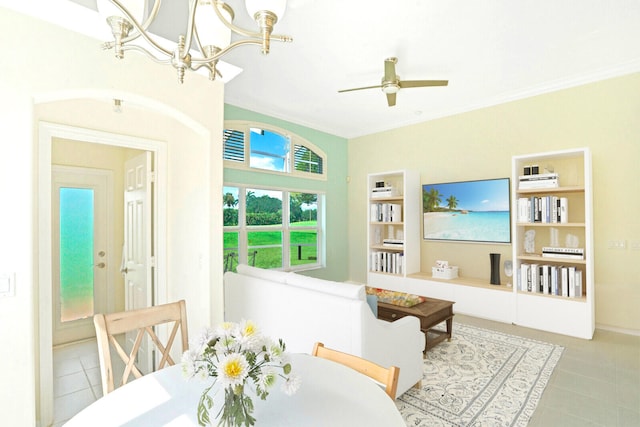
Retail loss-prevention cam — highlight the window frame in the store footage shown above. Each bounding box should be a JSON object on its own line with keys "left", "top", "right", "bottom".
{"left": 223, "top": 183, "right": 324, "bottom": 272}
{"left": 224, "top": 120, "right": 327, "bottom": 181}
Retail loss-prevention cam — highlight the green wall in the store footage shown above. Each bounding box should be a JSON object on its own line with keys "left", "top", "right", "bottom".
{"left": 224, "top": 104, "right": 349, "bottom": 281}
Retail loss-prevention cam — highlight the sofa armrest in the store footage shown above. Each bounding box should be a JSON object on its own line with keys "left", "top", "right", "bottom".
{"left": 360, "top": 308, "right": 425, "bottom": 397}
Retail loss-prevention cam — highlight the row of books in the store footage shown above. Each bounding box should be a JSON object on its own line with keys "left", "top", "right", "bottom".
{"left": 516, "top": 196, "right": 568, "bottom": 223}
{"left": 518, "top": 172, "right": 559, "bottom": 189}
{"left": 370, "top": 202, "right": 402, "bottom": 222}
{"left": 519, "top": 263, "right": 583, "bottom": 298}
{"left": 370, "top": 251, "right": 404, "bottom": 275}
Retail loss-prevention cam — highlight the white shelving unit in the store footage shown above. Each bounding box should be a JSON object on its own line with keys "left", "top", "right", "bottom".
{"left": 511, "top": 148, "right": 594, "bottom": 339}
{"left": 367, "top": 170, "right": 420, "bottom": 286}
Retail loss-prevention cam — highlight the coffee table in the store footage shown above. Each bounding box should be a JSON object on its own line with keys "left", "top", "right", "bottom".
{"left": 377, "top": 296, "right": 455, "bottom": 353}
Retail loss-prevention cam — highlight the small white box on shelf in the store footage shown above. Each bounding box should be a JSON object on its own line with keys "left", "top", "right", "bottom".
{"left": 432, "top": 266, "right": 459, "bottom": 279}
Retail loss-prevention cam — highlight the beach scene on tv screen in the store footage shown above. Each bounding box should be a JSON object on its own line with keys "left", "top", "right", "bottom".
{"left": 423, "top": 178, "right": 511, "bottom": 243}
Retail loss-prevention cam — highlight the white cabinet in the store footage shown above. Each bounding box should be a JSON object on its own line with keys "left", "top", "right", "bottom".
{"left": 367, "top": 170, "right": 420, "bottom": 284}
{"left": 511, "top": 148, "right": 594, "bottom": 339}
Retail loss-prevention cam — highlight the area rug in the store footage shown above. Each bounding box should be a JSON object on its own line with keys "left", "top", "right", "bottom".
{"left": 397, "top": 323, "right": 564, "bottom": 427}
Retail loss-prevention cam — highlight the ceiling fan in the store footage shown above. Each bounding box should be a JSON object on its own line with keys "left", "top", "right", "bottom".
{"left": 338, "top": 57, "right": 448, "bottom": 107}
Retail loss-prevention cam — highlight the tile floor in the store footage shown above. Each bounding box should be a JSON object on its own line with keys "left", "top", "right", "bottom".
{"left": 52, "top": 316, "right": 640, "bottom": 426}
{"left": 52, "top": 339, "right": 103, "bottom": 427}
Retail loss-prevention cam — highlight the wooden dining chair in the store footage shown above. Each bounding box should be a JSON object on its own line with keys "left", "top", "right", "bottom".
{"left": 93, "top": 300, "right": 189, "bottom": 396}
{"left": 311, "top": 342, "right": 400, "bottom": 400}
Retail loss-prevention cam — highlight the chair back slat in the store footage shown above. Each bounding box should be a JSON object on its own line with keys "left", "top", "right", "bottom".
{"left": 311, "top": 342, "right": 400, "bottom": 400}
{"left": 94, "top": 300, "right": 189, "bottom": 395}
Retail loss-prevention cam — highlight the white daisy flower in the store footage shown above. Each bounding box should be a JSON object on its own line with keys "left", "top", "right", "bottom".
{"left": 181, "top": 349, "right": 206, "bottom": 379}
{"left": 282, "top": 373, "right": 301, "bottom": 396}
{"left": 217, "top": 352, "right": 249, "bottom": 388}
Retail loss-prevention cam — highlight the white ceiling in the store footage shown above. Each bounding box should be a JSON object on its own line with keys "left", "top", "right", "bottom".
{"left": 11, "top": 0, "right": 640, "bottom": 138}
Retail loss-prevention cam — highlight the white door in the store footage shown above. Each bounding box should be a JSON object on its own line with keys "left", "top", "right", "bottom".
{"left": 52, "top": 166, "right": 112, "bottom": 345}
{"left": 123, "top": 152, "right": 154, "bottom": 372}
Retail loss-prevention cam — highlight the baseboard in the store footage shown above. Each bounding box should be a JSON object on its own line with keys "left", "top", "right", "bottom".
{"left": 596, "top": 323, "right": 640, "bottom": 337}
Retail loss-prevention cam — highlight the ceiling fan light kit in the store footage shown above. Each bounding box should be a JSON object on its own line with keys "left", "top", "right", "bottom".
{"left": 97, "top": 0, "right": 293, "bottom": 83}
{"left": 339, "top": 57, "right": 448, "bottom": 107}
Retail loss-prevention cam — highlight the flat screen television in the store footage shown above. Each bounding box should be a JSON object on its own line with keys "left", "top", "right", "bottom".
{"left": 422, "top": 177, "right": 511, "bottom": 243}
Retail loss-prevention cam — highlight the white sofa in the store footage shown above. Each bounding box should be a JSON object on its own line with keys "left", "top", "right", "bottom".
{"left": 223, "top": 264, "right": 425, "bottom": 397}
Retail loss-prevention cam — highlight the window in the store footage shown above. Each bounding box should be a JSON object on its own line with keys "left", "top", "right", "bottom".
{"left": 223, "top": 121, "right": 326, "bottom": 179}
{"left": 249, "top": 128, "right": 290, "bottom": 173}
{"left": 223, "top": 185, "right": 323, "bottom": 272}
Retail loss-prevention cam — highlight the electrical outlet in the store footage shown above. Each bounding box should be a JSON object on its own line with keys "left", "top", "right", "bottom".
{"left": 631, "top": 240, "right": 640, "bottom": 251}
{"left": 608, "top": 240, "right": 627, "bottom": 249}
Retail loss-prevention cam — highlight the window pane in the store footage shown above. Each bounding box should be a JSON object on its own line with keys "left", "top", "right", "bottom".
{"left": 246, "top": 189, "right": 282, "bottom": 226}
{"left": 223, "top": 186, "right": 239, "bottom": 227}
{"left": 294, "top": 144, "right": 323, "bottom": 174}
{"left": 223, "top": 129, "right": 245, "bottom": 162}
{"left": 249, "top": 128, "right": 290, "bottom": 172}
{"left": 248, "top": 231, "right": 282, "bottom": 269}
{"left": 224, "top": 232, "right": 239, "bottom": 272}
{"left": 290, "top": 192, "right": 318, "bottom": 225}
{"left": 290, "top": 231, "right": 318, "bottom": 266}
{"left": 59, "top": 187, "right": 94, "bottom": 322}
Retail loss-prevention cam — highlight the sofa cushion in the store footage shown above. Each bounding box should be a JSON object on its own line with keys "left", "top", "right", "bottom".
{"left": 236, "top": 264, "right": 291, "bottom": 283}
{"left": 286, "top": 273, "right": 365, "bottom": 300}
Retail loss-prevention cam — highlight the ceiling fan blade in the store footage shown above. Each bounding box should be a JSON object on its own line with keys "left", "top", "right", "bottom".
{"left": 399, "top": 80, "right": 448, "bottom": 88}
{"left": 384, "top": 57, "right": 398, "bottom": 81}
{"left": 338, "top": 85, "right": 382, "bottom": 93}
{"left": 386, "top": 92, "right": 396, "bottom": 107}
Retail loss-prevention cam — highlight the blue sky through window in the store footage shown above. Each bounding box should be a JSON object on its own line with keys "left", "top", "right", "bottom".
{"left": 249, "top": 128, "right": 290, "bottom": 172}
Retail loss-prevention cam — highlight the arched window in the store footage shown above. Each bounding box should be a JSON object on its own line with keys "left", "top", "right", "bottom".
{"left": 223, "top": 121, "right": 326, "bottom": 179}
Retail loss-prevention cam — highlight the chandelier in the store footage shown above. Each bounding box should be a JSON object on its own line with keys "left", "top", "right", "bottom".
{"left": 97, "top": 0, "right": 292, "bottom": 83}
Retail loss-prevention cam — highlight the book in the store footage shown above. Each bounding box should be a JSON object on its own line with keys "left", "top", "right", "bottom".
{"left": 550, "top": 265, "right": 559, "bottom": 295}
{"left": 371, "top": 203, "right": 403, "bottom": 222}
{"left": 371, "top": 187, "right": 400, "bottom": 198}
{"left": 575, "top": 269, "right": 583, "bottom": 297}
{"left": 518, "top": 172, "right": 559, "bottom": 181}
{"left": 520, "top": 263, "right": 530, "bottom": 292}
{"left": 561, "top": 267, "right": 569, "bottom": 297}
{"left": 542, "top": 247, "right": 585, "bottom": 260}
{"left": 518, "top": 174, "right": 559, "bottom": 189}
{"left": 568, "top": 266, "right": 576, "bottom": 297}
{"left": 559, "top": 197, "right": 568, "bottom": 223}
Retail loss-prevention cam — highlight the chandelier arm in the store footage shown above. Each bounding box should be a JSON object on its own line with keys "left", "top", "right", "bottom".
{"left": 125, "top": 16, "right": 174, "bottom": 57}
{"left": 190, "top": 38, "right": 264, "bottom": 64}
{"left": 121, "top": 45, "right": 174, "bottom": 64}
{"left": 270, "top": 34, "right": 294, "bottom": 43}
{"left": 211, "top": 0, "right": 261, "bottom": 39}
{"left": 107, "top": 0, "right": 162, "bottom": 45}
{"left": 182, "top": 0, "right": 199, "bottom": 61}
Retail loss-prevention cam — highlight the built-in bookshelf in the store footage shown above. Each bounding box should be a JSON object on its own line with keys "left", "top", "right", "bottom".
{"left": 511, "top": 148, "right": 594, "bottom": 339}
{"left": 367, "top": 170, "right": 420, "bottom": 282}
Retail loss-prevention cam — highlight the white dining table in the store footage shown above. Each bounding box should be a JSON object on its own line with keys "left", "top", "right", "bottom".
{"left": 64, "top": 353, "right": 406, "bottom": 426}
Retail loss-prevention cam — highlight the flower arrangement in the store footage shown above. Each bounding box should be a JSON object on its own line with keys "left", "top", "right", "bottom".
{"left": 182, "top": 320, "right": 300, "bottom": 427}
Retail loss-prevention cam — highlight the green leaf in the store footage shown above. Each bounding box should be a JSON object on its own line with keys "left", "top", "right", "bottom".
{"left": 197, "top": 390, "right": 214, "bottom": 427}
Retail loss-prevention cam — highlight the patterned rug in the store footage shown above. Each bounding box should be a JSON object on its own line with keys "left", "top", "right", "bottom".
{"left": 397, "top": 323, "right": 564, "bottom": 427}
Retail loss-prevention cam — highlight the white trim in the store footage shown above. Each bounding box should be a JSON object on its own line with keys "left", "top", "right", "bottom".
{"left": 37, "top": 121, "right": 168, "bottom": 427}
{"left": 596, "top": 323, "right": 640, "bottom": 337}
